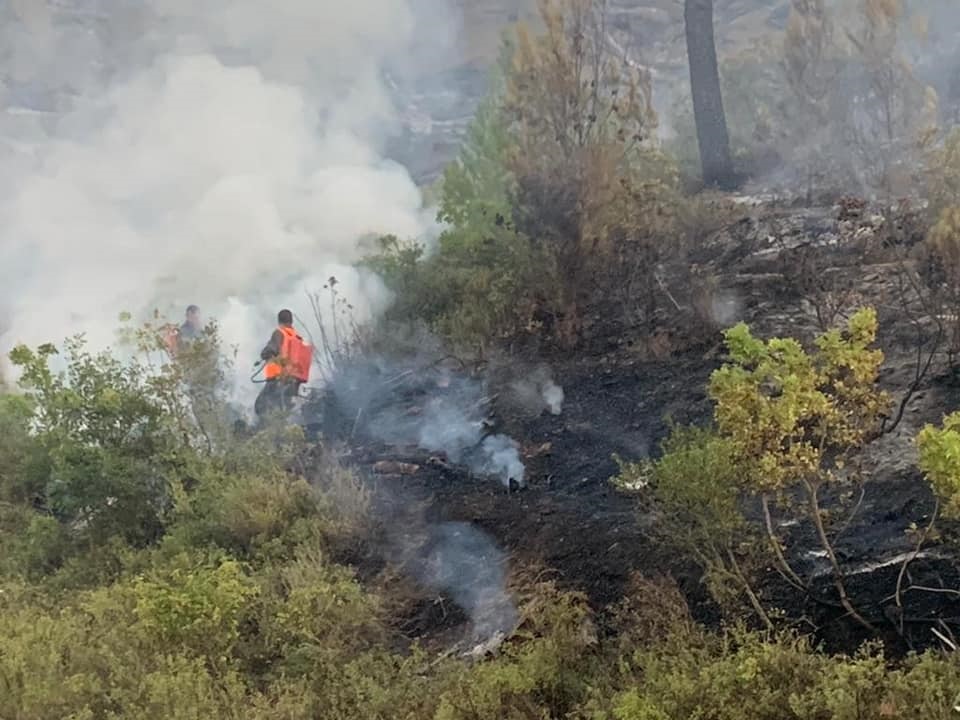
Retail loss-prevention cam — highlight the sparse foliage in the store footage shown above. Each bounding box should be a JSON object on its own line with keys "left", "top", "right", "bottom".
{"left": 710, "top": 308, "right": 888, "bottom": 628}
{"left": 505, "top": 0, "right": 682, "bottom": 342}
{"left": 926, "top": 129, "right": 960, "bottom": 219}
{"left": 364, "top": 76, "right": 546, "bottom": 355}
{"left": 669, "top": 39, "right": 786, "bottom": 183}
{"left": 917, "top": 204, "right": 960, "bottom": 367}
{"left": 651, "top": 427, "right": 771, "bottom": 626}
{"left": 366, "top": 1, "right": 688, "bottom": 351}
{"left": 782, "top": 0, "right": 939, "bottom": 194}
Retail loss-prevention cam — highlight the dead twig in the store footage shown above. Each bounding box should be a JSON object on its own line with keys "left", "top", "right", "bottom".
{"left": 895, "top": 497, "right": 940, "bottom": 622}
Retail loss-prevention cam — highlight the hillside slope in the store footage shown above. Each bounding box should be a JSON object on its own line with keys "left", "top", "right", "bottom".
{"left": 319, "top": 194, "right": 960, "bottom": 653}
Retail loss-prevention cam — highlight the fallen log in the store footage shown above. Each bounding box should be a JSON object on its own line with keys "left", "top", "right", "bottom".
{"left": 373, "top": 460, "right": 420, "bottom": 476}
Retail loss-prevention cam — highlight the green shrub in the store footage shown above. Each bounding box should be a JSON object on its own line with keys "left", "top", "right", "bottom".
{"left": 0, "top": 578, "right": 254, "bottom": 720}
{"left": 0, "top": 393, "right": 41, "bottom": 503}
{"left": 254, "top": 544, "right": 385, "bottom": 680}
{"left": 164, "top": 465, "right": 320, "bottom": 560}
{"left": 639, "top": 309, "right": 891, "bottom": 626}
{"left": 0, "top": 505, "right": 69, "bottom": 580}
{"left": 917, "top": 410, "right": 960, "bottom": 518}
{"left": 7, "top": 339, "right": 191, "bottom": 548}
{"left": 652, "top": 427, "right": 770, "bottom": 625}
{"left": 435, "top": 582, "right": 599, "bottom": 720}
{"left": 364, "top": 80, "right": 544, "bottom": 354}
{"left": 133, "top": 551, "right": 258, "bottom": 662}
{"left": 613, "top": 630, "right": 822, "bottom": 720}
{"left": 710, "top": 307, "right": 888, "bottom": 492}
{"left": 612, "top": 629, "right": 960, "bottom": 720}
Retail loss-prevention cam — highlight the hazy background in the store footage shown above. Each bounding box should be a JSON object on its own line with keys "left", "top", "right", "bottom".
{"left": 2, "top": 0, "right": 960, "bottom": 407}
{"left": 0, "top": 0, "right": 461, "bottom": 406}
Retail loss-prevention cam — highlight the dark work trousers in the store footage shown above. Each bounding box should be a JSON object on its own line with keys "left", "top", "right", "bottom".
{"left": 254, "top": 378, "right": 301, "bottom": 421}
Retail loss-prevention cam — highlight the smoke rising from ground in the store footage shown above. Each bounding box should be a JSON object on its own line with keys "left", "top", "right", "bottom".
{"left": 0, "top": 0, "right": 449, "bottom": 407}
{"left": 508, "top": 365, "right": 565, "bottom": 417}
{"left": 401, "top": 521, "right": 518, "bottom": 642}
{"left": 356, "top": 364, "right": 527, "bottom": 487}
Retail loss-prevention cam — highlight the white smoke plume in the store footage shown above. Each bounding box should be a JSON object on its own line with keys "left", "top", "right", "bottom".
{"left": 407, "top": 521, "right": 518, "bottom": 642}
{"left": 541, "top": 380, "right": 564, "bottom": 415}
{"left": 377, "top": 504, "right": 518, "bottom": 643}
{"left": 368, "top": 383, "right": 527, "bottom": 488}
{"left": 478, "top": 435, "right": 526, "bottom": 487}
{"left": 507, "top": 364, "right": 565, "bottom": 417}
{"left": 0, "top": 0, "right": 452, "bottom": 410}
{"left": 326, "top": 356, "right": 527, "bottom": 487}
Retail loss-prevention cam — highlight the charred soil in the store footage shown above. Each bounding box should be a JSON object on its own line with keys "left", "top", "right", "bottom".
{"left": 310, "top": 196, "right": 960, "bottom": 654}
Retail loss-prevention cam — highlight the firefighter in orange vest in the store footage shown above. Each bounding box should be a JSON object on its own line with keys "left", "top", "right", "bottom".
{"left": 163, "top": 305, "right": 202, "bottom": 357}
{"left": 255, "top": 309, "right": 308, "bottom": 419}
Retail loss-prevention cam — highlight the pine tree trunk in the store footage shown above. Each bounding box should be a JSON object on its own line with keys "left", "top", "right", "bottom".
{"left": 684, "top": 0, "right": 736, "bottom": 190}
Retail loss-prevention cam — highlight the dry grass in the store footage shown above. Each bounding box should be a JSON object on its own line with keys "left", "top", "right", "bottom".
{"left": 309, "top": 449, "right": 372, "bottom": 538}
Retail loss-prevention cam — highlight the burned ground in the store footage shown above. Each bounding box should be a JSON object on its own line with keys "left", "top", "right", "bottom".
{"left": 305, "top": 197, "right": 960, "bottom": 654}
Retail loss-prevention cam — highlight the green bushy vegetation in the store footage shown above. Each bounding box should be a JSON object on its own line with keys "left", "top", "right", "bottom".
{"left": 2, "top": 301, "right": 958, "bottom": 717}
{"left": 918, "top": 411, "right": 960, "bottom": 520}
{"left": 2, "top": 308, "right": 958, "bottom": 716}
{"left": 366, "top": 0, "right": 692, "bottom": 354}
{"left": 632, "top": 307, "right": 960, "bottom": 647}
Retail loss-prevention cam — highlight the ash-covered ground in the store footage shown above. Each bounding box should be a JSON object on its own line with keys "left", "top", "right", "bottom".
{"left": 295, "top": 195, "right": 960, "bottom": 655}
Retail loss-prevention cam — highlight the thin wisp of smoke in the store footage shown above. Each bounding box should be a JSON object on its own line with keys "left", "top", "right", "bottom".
{"left": 404, "top": 521, "right": 519, "bottom": 642}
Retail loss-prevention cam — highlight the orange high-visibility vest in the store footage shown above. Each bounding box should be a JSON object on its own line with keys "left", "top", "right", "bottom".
{"left": 162, "top": 324, "right": 180, "bottom": 357}
{"left": 264, "top": 326, "right": 312, "bottom": 382}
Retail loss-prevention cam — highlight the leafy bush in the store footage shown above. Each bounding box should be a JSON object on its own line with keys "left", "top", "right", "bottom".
{"left": 0, "top": 504, "right": 69, "bottom": 580}
{"left": 652, "top": 427, "right": 770, "bottom": 625}
{"left": 365, "top": 84, "right": 545, "bottom": 354}
{"left": 164, "top": 464, "right": 319, "bottom": 559}
{"left": 710, "top": 307, "right": 888, "bottom": 493}
{"left": 639, "top": 309, "right": 891, "bottom": 627}
{"left": 712, "top": 308, "right": 888, "bottom": 627}
{"left": 366, "top": 0, "right": 689, "bottom": 352}
{"left": 133, "top": 551, "right": 258, "bottom": 662}
{"left": 253, "top": 544, "right": 385, "bottom": 680}
{"left": 6, "top": 338, "right": 195, "bottom": 551}
{"left": 0, "top": 574, "right": 252, "bottom": 720}
{"left": 612, "top": 629, "right": 960, "bottom": 720}
{"left": 0, "top": 393, "right": 40, "bottom": 503}
{"left": 917, "top": 410, "right": 960, "bottom": 519}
